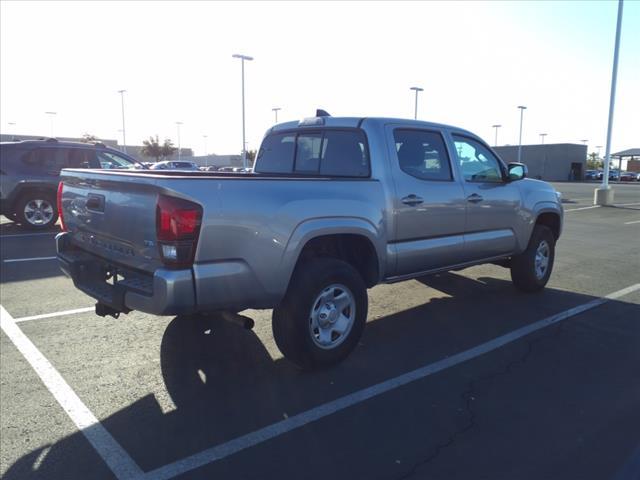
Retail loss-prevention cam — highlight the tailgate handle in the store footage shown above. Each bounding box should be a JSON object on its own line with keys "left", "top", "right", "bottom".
{"left": 86, "top": 194, "right": 105, "bottom": 212}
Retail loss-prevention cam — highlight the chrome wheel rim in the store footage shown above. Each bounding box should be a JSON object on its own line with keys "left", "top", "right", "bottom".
{"left": 23, "top": 199, "right": 54, "bottom": 226}
{"left": 309, "top": 284, "right": 356, "bottom": 350}
{"left": 535, "top": 240, "right": 550, "bottom": 280}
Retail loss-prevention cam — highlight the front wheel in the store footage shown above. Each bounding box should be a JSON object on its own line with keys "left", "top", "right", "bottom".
{"left": 510, "top": 225, "right": 556, "bottom": 292}
{"left": 272, "top": 258, "right": 368, "bottom": 370}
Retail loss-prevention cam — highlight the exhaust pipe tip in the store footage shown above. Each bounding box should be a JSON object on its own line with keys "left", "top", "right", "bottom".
{"left": 220, "top": 311, "right": 254, "bottom": 330}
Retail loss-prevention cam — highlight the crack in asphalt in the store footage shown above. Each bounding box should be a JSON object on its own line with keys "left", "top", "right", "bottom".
{"left": 393, "top": 324, "right": 566, "bottom": 480}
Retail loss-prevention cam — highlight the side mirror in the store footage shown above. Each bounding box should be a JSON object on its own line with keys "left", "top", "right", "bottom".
{"left": 508, "top": 162, "right": 527, "bottom": 181}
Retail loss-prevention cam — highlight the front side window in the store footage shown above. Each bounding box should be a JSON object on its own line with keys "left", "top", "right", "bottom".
{"left": 452, "top": 135, "right": 504, "bottom": 183}
{"left": 394, "top": 129, "right": 452, "bottom": 181}
{"left": 97, "top": 151, "right": 136, "bottom": 169}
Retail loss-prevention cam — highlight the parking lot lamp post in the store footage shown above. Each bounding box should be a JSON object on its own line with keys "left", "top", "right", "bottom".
{"left": 203, "top": 135, "right": 208, "bottom": 166}
{"left": 233, "top": 54, "right": 253, "bottom": 169}
{"left": 410, "top": 87, "right": 423, "bottom": 120}
{"left": 176, "top": 122, "right": 183, "bottom": 160}
{"left": 45, "top": 112, "right": 56, "bottom": 137}
{"left": 596, "top": 0, "right": 623, "bottom": 205}
{"left": 540, "top": 133, "right": 547, "bottom": 145}
{"left": 492, "top": 124, "right": 501, "bottom": 147}
{"left": 272, "top": 107, "right": 281, "bottom": 124}
{"left": 517, "top": 106, "right": 527, "bottom": 163}
{"left": 117, "top": 90, "right": 127, "bottom": 153}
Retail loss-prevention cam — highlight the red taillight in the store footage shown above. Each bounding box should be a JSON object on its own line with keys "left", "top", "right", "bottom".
{"left": 57, "top": 181, "right": 67, "bottom": 231}
{"left": 156, "top": 195, "right": 202, "bottom": 266}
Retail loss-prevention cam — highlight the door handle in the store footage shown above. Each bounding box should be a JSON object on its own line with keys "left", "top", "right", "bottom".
{"left": 401, "top": 194, "right": 424, "bottom": 206}
{"left": 467, "top": 193, "right": 483, "bottom": 203}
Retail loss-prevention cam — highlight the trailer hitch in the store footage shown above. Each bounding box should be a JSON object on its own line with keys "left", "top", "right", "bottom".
{"left": 95, "top": 302, "right": 126, "bottom": 319}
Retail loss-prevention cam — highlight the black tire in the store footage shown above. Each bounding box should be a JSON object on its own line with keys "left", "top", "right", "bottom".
{"left": 14, "top": 191, "right": 59, "bottom": 230}
{"left": 510, "top": 225, "right": 555, "bottom": 292}
{"left": 272, "top": 257, "right": 368, "bottom": 370}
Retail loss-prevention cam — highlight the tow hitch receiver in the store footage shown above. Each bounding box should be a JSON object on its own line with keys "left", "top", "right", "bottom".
{"left": 95, "top": 303, "right": 127, "bottom": 319}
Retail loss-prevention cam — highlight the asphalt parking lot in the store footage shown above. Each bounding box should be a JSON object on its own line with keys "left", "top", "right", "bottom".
{"left": 1, "top": 182, "right": 639, "bottom": 480}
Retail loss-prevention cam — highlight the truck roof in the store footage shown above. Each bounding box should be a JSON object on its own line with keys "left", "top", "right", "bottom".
{"left": 269, "top": 116, "right": 476, "bottom": 137}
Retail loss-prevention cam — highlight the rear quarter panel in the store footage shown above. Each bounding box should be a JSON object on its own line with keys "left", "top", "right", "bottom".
{"left": 192, "top": 177, "right": 387, "bottom": 304}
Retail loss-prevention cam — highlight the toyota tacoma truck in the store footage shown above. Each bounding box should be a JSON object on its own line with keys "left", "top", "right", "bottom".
{"left": 56, "top": 114, "right": 563, "bottom": 369}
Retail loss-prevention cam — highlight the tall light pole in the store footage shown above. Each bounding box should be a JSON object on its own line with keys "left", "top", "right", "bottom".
{"left": 596, "top": 0, "right": 623, "bottom": 205}
{"left": 492, "top": 124, "right": 501, "bottom": 147}
{"left": 410, "top": 87, "right": 424, "bottom": 120}
{"left": 176, "top": 121, "right": 183, "bottom": 160}
{"left": 272, "top": 107, "right": 281, "bottom": 124}
{"left": 232, "top": 53, "right": 253, "bottom": 169}
{"left": 540, "top": 133, "right": 547, "bottom": 145}
{"left": 517, "top": 106, "right": 527, "bottom": 163}
{"left": 117, "top": 90, "right": 127, "bottom": 153}
{"left": 45, "top": 111, "right": 57, "bottom": 137}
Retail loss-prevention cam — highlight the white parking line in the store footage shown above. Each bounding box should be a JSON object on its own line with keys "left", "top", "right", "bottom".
{"left": 0, "top": 305, "right": 143, "bottom": 480}
{"left": 15, "top": 307, "right": 95, "bottom": 323}
{"left": 141, "top": 283, "right": 640, "bottom": 480}
{"left": 564, "top": 205, "right": 601, "bottom": 212}
{"left": 2, "top": 283, "right": 639, "bottom": 480}
{"left": 623, "top": 220, "right": 640, "bottom": 225}
{"left": 2, "top": 256, "right": 57, "bottom": 263}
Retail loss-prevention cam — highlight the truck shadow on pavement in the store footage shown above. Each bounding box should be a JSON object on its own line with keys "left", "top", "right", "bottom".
{"left": 4, "top": 273, "right": 640, "bottom": 479}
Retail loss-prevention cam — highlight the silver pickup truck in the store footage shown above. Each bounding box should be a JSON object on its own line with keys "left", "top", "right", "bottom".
{"left": 56, "top": 114, "right": 563, "bottom": 369}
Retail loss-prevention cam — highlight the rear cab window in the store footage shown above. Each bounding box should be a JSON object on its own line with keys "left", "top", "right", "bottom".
{"left": 255, "top": 129, "right": 370, "bottom": 177}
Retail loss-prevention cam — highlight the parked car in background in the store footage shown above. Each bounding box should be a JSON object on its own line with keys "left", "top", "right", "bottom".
{"left": 0, "top": 138, "right": 141, "bottom": 229}
{"left": 149, "top": 160, "right": 200, "bottom": 171}
{"left": 585, "top": 170, "right": 600, "bottom": 180}
{"left": 204, "top": 165, "right": 219, "bottom": 172}
{"left": 619, "top": 171, "right": 639, "bottom": 182}
{"left": 609, "top": 170, "right": 620, "bottom": 181}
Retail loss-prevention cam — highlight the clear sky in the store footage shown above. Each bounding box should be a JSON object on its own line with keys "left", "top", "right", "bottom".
{"left": 1, "top": 1, "right": 638, "bottom": 156}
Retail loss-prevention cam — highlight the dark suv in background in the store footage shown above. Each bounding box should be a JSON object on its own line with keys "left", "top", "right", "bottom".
{"left": 0, "top": 138, "right": 141, "bottom": 229}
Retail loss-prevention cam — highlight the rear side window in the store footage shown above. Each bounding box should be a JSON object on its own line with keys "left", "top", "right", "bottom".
{"left": 256, "top": 129, "right": 369, "bottom": 177}
{"left": 68, "top": 148, "right": 97, "bottom": 168}
{"left": 21, "top": 148, "right": 68, "bottom": 174}
{"left": 394, "top": 129, "right": 452, "bottom": 181}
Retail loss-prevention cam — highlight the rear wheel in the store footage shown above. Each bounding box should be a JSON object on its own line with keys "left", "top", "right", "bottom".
{"left": 272, "top": 258, "right": 368, "bottom": 370}
{"left": 510, "top": 225, "right": 555, "bottom": 292}
{"left": 15, "top": 192, "right": 59, "bottom": 230}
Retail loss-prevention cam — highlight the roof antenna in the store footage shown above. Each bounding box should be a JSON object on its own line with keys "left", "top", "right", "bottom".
{"left": 316, "top": 109, "right": 331, "bottom": 117}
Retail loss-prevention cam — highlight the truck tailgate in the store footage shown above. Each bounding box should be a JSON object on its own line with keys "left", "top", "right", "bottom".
{"left": 59, "top": 169, "right": 168, "bottom": 273}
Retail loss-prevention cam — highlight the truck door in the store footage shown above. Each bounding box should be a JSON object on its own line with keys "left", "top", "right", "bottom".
{"left": 449, "top": 134, "right": 521, "bottom": 261}
{"left": 385, "top": 125, "right": 467, "bottom": 277}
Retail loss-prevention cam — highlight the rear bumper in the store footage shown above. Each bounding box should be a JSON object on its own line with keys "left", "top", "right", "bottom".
{"left": 56, "top": 232, "right": 196, "bottom": 316}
